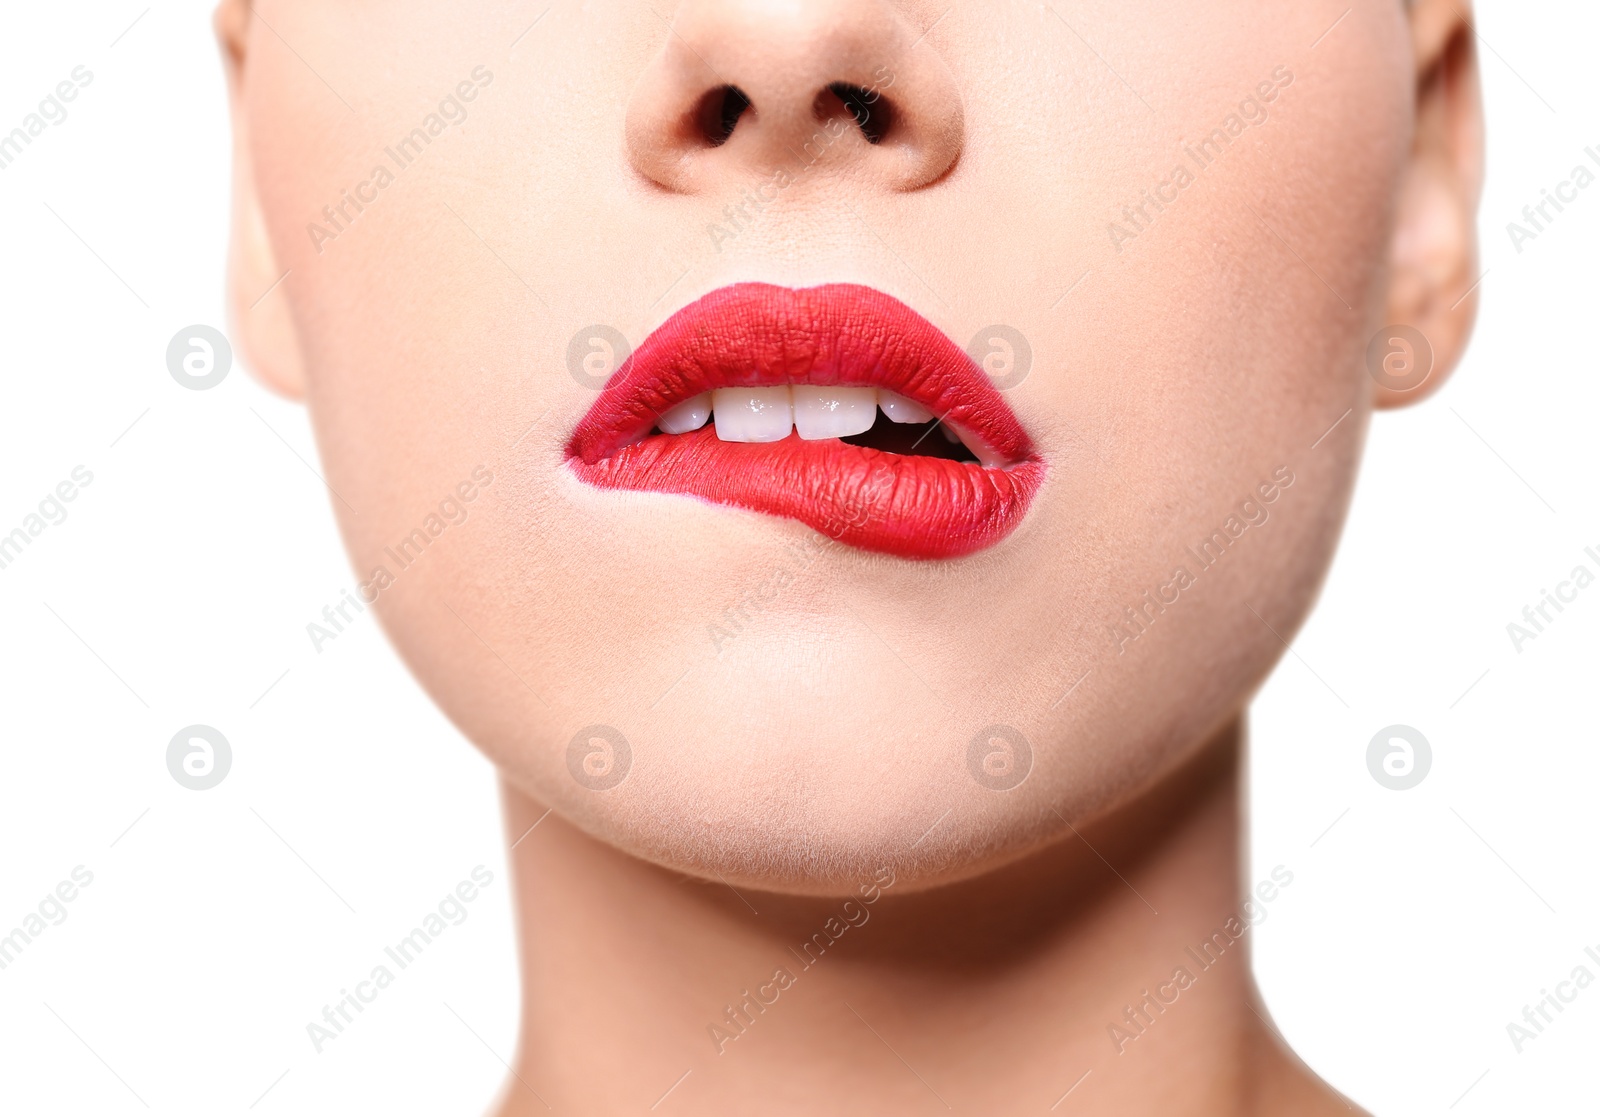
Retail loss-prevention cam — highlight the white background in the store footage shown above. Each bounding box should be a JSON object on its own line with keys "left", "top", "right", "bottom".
{"left": 0, "top": 2, "right": 1594, "bottom": 1114}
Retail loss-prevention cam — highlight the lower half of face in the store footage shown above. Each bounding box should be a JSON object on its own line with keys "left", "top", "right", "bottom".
{"left": 248, "top": 0, "right": 1410, "bottom": 892}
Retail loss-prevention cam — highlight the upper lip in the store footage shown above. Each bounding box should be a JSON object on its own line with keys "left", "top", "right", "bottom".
{"left": 566, "top": 283, "right": 1037, "bottom": 466}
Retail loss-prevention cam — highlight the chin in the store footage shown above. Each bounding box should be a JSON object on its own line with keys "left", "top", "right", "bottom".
{"left": 395, "top": 607, "right": 1227, "bottom": 897}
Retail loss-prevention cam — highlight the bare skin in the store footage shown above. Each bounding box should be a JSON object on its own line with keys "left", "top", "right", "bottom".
{"left": 215, "top": 0, "right": 1481, "bottom": 1111}
{"left": 496, "top": 723, "right": 1360, "bottom": 1115}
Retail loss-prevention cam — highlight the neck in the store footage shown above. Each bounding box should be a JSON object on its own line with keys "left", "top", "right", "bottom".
{"left": 494, "top": 718, "right": 1355, "bottom": 1116}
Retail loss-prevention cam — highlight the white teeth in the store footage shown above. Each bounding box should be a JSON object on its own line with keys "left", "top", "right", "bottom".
{"left": 712, "top": 387, "right": 793, "bottom": 443}
{"left": 878, "top": 391, "right": 934, "bottom": 425}
{"left": 793, "top": 386, "right": 878, "bottom": 440}
{"left": 657, "top": 385, "right": 1005, "bottom": 466}
{"left": 946, "top": 423, "right": 1008, "bottom": 469}
{"left": 656, "top": 392, "right": 711, "bottom": 434}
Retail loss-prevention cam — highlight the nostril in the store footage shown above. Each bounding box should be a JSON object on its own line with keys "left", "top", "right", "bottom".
{"left": 694, "top": 85, "right": 752, "bottom": 147}
{"left": 822, "top": 82, "right": 894, "bottom": 145}
{"left": 625, "top": 6, "right": 963, "bottom": 194}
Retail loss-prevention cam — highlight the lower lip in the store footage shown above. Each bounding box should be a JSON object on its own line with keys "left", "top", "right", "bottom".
{"left": 568, "top": 426, "right": 1045, "bottom": 560}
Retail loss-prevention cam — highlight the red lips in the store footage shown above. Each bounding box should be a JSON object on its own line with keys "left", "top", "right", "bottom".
{"left": 565, "top": 284, "right": 1045, "bottom": 560}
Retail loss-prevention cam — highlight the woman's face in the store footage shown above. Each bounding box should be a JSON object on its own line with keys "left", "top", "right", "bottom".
{"left": 225, "top": 0, "right": 1440, "bottom": 891}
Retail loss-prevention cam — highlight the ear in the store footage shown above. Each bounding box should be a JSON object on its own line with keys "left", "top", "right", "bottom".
{"left": 215, "top": 0, "right": 306, "bottom": 400}
{"left": 1373, "top": 0, "right": 1484, "bottom": 408}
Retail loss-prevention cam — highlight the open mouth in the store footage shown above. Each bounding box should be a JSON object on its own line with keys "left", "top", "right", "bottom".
{"left": 565, "top": 283, "right": 1045, "bottom": 560}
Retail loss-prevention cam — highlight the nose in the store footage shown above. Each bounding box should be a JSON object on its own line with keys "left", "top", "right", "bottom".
{"left": 625, "top": 0, "right": 964, "bottom": 194}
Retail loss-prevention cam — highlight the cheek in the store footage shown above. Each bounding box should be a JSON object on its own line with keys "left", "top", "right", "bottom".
{"left": 916, "top": 11, "right": 1406, "bottom": 796}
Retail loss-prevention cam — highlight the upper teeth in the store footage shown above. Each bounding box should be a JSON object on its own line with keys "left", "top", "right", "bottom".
{"left": 656, "top": 393, "right": 713, "bottom": 434}
{"left": 652, "top": 387, "right": 1002, "bottom": 465}
{"left": 792, "top": 386, "right": 877, "bottom": 440}
{"left": 712, "top": 386, "right": 792, "bottom": 443}
{"left": 877, "top": 392, "right": 933, "bottom": 424}
{"left": 659, "top": 389, "right": 932, "bottom": 437}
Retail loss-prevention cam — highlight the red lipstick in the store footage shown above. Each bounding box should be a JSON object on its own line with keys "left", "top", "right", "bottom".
{"left": 565, "top": 284, "right": 1045, "bottom": 560}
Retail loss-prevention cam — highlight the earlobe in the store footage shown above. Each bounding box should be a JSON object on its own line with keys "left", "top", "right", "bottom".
{"left": 216, "top": 0, "right": 307, "bottom": 401}
{"left": 1374, "top": 0, "right": 1483, "bottom": 409}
